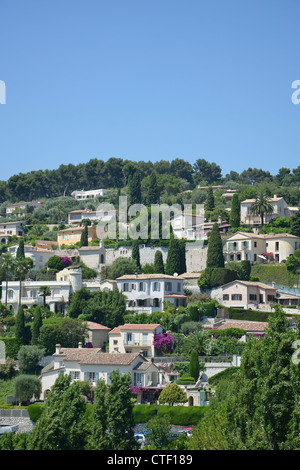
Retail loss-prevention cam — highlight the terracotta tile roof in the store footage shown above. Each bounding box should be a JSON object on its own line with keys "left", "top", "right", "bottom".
{"left": 133, "top": 361, "right": 153, "bottom": 371}
{"left": 165, "top": 294, "right": 187, "bottom": 298}
{"left": 216, "top": 320, "right": 268, "bottom": 332}
{"left": 109, "top": 324, "right": 161, "bottom": 335}
{"left": 84, "top": 321, "right": 110, "bottom": 331}
{"left": 54, "top": 348, "right": 140, "bottom": 365}
{"left": 222, "top": 280, "right": 276, "bottom": 290}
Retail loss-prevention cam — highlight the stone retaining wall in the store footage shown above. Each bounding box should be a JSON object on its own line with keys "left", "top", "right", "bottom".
{"left": 0, "top": 409, "right": 34, "bottom": 434}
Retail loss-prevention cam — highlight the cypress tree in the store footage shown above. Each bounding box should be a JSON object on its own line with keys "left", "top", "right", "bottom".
{"left": 291, "top": 210, "right": 300, "bottom": 237}
{"left": 80, "top": 222, "right": 88, "bottom": 247}
{"left": 15, "top": 306, "right": 26, "bottom": 345}
{"left": 31, "top": 306, "right": 43, "bottom": 345}
{"left": 154, "top": 250, "right": 165, "bottom": 274}
{"left": 206, "top": 223, "right": 224, "bottom": 268}
{"left": 16, "top": 239, "right": 25, "bottom": 259}
{"left": 189, "top": 350, "right": 200, "bottom": 381}
{"left": 230, "top": 193, "right": 240, "bottom": 228}
{"left": 179, "top": 239, "right": 187, "bottom": 274}
{"left": 131, "top": 239, "right": 141, "bottom": 269}
{"left": 165, "top": 238, "right": 182, "bottom": 275}
{"left": 147, "top": 171, "right": 159, "bottom": 205}
{"left": 128, "top": 171, "right": 141, "bottom": 205}
{"left": 205, "top": 187, "right": 215, "bottom": 212}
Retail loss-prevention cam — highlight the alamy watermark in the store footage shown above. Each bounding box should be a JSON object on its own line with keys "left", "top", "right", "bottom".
{"left": 94, "top": 197, "right": 205, "bottom": 246}
{"left": 0, "top": 80, "right": 6, "bottom": 104}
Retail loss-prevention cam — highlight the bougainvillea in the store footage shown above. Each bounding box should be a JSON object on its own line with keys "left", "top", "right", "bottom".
{"left": 153, "top": 333, "right": 175, "bottom": 354}
{"left": 60, "top": 256, "right": 72, "bottom": 267}
{"left": 130, "top": 386, "right": 150, "bottom": 394}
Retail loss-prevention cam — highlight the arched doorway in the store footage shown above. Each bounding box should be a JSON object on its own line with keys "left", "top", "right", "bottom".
{"left": 188, "top": 396, "right": 194, "bottom": 406}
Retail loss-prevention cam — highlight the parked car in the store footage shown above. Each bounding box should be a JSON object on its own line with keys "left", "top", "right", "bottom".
{"left": 178, "top": 428, "right": 193, "bottom": 437}
{"left": 134, "top": 433, "right": 147, "bottom": 445}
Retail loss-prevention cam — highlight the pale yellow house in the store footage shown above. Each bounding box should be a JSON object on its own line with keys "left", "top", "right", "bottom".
{"left": 108, "top": 323, "right": 163, "bottom": 358}
{"left": 224, "top": 232, "right": 300, "bottom": 263}
{"left": 210, "top": 280, "right": 277, "bottom": 310}
{"left": 57, "top": 225, "right": 97, "bottom": 247}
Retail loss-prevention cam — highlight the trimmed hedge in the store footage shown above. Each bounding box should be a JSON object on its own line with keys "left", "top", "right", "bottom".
{"left": 133, "top": 404, "right": 208, "bottom": 425}
{"left": 208, "top": 367, "right": 239, "bottom": 386}
{"left": 0, "top": 337, "right": 21, "bottom": 359}
{"left": 176, "top": 376, "right": 195, "bottom": 385}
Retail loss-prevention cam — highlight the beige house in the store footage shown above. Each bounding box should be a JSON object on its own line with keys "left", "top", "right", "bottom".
{"left": 210, "top": 280, "right": 277, "bottom": 310}
{"left": 84, "top": 321, "right": 110, "bottom": 349}
{"left": 240, "top": 195, "right": 292, "bottom": 225}
{"left": 40, "top": 345, "right": 163, "bottom": 403}
{"left": 108, "top": 323, "right": 163, "bottom": 358}
{"left": 224, "top": 232, "right": 300, "bottom": 263}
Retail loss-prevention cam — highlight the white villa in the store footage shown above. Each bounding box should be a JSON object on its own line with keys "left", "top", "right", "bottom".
{"left": 108, "top": 323, "right": 163, "bottom": 357}
{"left": 40, "top": 344, "right": 163, "bottom": 404}
{"left": 240, "top": 195, "right": 296, "bottom": 225}
{"left": 116, "top": 274, "right": 186, "bottom": 313}
{"left": 71, "top": 189, "right": 107, "bottom": 200}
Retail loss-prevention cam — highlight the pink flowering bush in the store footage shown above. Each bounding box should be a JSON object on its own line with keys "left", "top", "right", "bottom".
{"left": 153, "top": 333, "right": 175, "bottom": 354}
{"left": 60, "top": 256, "right": 72, "bottom": 267}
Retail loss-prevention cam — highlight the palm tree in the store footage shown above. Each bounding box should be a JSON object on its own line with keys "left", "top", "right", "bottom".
{"left": 250, "top": 191, "right": 274, "bottom": 226}
{"left": 38, "top": 285, "right": 51, "bottom": 308}
{"left": 0, "top": 254, "right": 16, "bottom": 306}
{"left": 15, "top": 258, "right": 32, "bottom": 307}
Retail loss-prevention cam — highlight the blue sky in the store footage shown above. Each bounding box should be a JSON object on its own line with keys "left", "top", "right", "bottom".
{"left": 0, "top": 0, "right": 300, "bottom": 182}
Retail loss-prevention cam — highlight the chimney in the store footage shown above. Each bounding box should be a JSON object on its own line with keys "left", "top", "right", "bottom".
{"left": 78, "top": 342, "right": 82, "bottom": 349}
{"left": 55, "top": 344, "right": 61, "bottom": 355}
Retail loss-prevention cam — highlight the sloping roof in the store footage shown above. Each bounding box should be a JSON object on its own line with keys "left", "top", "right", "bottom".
{"left": 53, "top": 348, "right": 141, "bottom": 365}
{"left": 221, "top": 280, "right": 276, "bottom": 290}
{"left": 84, "top": 321, "right": 110, "bottom": 331}
{"left": 116, "top": 274, "right": 180, "bottom": 280}
{"left": 109, "top": 324, "right": 161, "bottom": 335}
{"left": 133, "top": 361, "right": 153, "bottom": 371}
{"left": 216, "top": 320, "right": 268, "bottom": 332}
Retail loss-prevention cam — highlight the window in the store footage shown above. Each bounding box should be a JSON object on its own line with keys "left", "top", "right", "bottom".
{"left": 139, "top": 282, "right": 144, "bottom": 292}
{"left": 223, "top": 294, "right": 229, "bottom": 301}
{"left": 275, "top": 242, "right": 279, "bottom": 251}
{"left": 249, "top": 294, "right": 257, "bottom": 301}
{"left": 71, "top": 371, "right": 80, "bottom": 381}
{"left": 153, "top": 282, "right": 160, "bottom": 291}
{"left": 165, "top": 282, "right": 172, "bottom": 292}
{"left": 254, "top": 241, "right": 257, "bottom": 248}
{"left": 113, "top": 340, "right": 118, "bottom": 345}
{"left": 177, "top": 282, "right": 181, "bottom": 292}
{"left": 267, "top": 295, "right": 275, "bottom": 302}
{"left": 123, "top": 283, "right": 129, "bottom": 292}
{"left": 87, "top": 372, "right": 96, "bottom": 383}
{"left": 231, "top": 294, "right": 242, "bottom": 301}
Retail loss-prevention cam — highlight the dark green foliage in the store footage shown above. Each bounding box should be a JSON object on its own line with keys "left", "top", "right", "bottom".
{"left": 15, "top": 306, "right": 26, "bottom": 345}
{"left": 80, "top": 222, "right": 89, "bottom": 247}
{"left": 88, "top": 379, "right": 109, "bottom": 450}
{"left": 290, "top": 210, "right": 300, "bottom": 237}
{"left": 17, "top": 345, "right": 45, "bottom": 374}
{"left": 147, "top": 171, "right": 159, "bottom": 205}
{"left": 107, "top": 257, "right": 139, "bottom": 279}
{"left": 205, "top": 186, "right": 215, "bottom": 212}
{"left": 31, "top": 306, "right": 43, "bottom": 345}
{"left": 128, "top": 171, "right": 142, "bottom": 205}
{"left": 189, "top": 350, "right": 200, "bottom": 381}
{"left": 14, "top": 375, "right": 41, "bottom": 404}
{"left": 198, "top": 267, "right": 237, "bottom": 289}
{"left": 154, "top": 250, "right": 165, "bottom": 273}
{"left": 0, "top": 337, "right": 20, "bottom": 359}
{"left": 38, "top": 317, "right": 88, "bottom": 355}
{"left": 176, "top": 376, "right": 196, "bottom": 385}
{"left": 131, "top": 239, "right": 141, "bottom": 269}
{"left": 230, "top": 193, "right": 240, "bottom": 228}
{"left": 46, "top": 256, "right": 65, "bottom": 272}
{"left": 16, "top": 238, "right": 25, "bottom": 259}
{"left": 165, "top": 238, "right": 183, "bottom": 275}
{"left": 206, "top": 223, "right": 224, "bottom": 268}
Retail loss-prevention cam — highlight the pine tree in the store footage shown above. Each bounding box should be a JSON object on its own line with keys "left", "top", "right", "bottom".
{"left": 147, "top": 171, "right": 159, "bottom": 205}
{"left": 189, "top": 350, "right": 200, "bottom": 381}
{"left": 205, "top": 187, "right": 215, "bottom": 212}
{"left": 15, "top": 306, "right": 26, "bottom": 345}
{"left": 230, "top": 193, "right": 240, "bottom": 228}
{"left": 206, "top": 223, "right": 224, "bottom": 268}
{"left": 165, "top": 238, "right": 182, "bottom": 275}
{"left": 291, "top": 210, "right": 300, "bottom": 237}
{"left": 154, "top": 250, "right": 165, "bottom": 274}
{"left": 131, "top": 239, "right": 141, "bottom": 269}
{"left": 16, "top": 238, "right": 25, "bottom": 259}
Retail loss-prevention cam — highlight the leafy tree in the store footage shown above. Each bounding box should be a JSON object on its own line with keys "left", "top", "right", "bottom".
{"left": 206, "top": 223, "right": 224, "bottom": 268}
{"left": 46, "top": 256, "right": 65, "bottom": 272}
{"left": 128, "top": 171, "right": 142, "bottom": 206}
{"left": 154, "top": 250, "right": 165, "bottom": 274}
{"left": 14, "top": 374, "right": 41, "bottom": 405}
{"left": 189, "top": 350, "right": 200, "bottom": 381}
{"left": 38, "top": 317, "right": 88, "bottom": 355}
{"left": 230, "top": 193, "right": 240, "bottom": 228}
{"left": 146, "top": 415, "right": 171, "bottom": 449}
{"left": 107, "top": 257, "right": 139, "bottom": 279}
{"left": 106, "top": 370, "right": 137, "bottom": 450}
{"left": 290, "top": 209, "right": 300, "bottom": 237}
{"left": 158, "top": 383, "right": 188, "bottom": 406}
{"left": 193, "top": 159, "right": 222, "bottom": 185}
{"left": 88, "top": 378, "right": 110, "bottom": 450}
{"left": 17, "top": 345, "right": 45, "bottom": 374}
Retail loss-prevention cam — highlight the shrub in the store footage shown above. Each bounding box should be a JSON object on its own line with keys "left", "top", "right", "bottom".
{"left": 176, "top": 376, "right": 195, "bottom": 385}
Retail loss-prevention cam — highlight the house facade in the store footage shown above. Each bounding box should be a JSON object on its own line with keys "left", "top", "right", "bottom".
{"left": 40, "top": 345, "right": 163, "bottom": 403}
{"left": 240, "top": 195, "right": 292, "bottom": 225}
{"left": 116, "top": 274, "right": 186, "bottom": 313}
{"left": 223, "top": 232, "right": 300, "bottom": 263}
{"left": 0, "top": 221, "right": 25, "bottom": 242}
{"left": 108, "top": 323, "right": 163, "bottom": 357}
{"left": 7, "top": 244, "right": 54, "bottom": 270}
{"left": 210, "top": 280, "right": 277, "bottom": 310}
{"left": 5, "top": 201, "right": 42, "bottom": 218}
{"left": 71, "top": 189, "right": 107, "bottom": 200}
{"left": 57, "top": 225, "right": 98, "bottom": 247}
